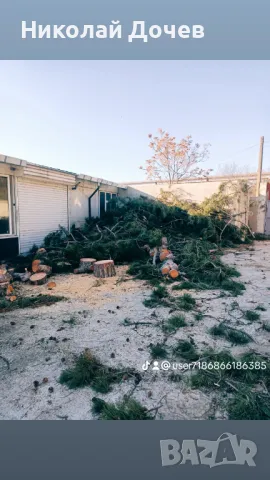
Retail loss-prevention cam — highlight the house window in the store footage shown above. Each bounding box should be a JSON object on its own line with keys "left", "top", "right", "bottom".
{"left": 99, "top": 192, "right": 117, "bottom": 216}
{"left": 0, "top": 176, "right": 11, "bottom": 235}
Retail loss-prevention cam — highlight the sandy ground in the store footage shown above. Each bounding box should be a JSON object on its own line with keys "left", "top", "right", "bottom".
{"left": 0, "top": 241, "right": 270, "bottom": 420}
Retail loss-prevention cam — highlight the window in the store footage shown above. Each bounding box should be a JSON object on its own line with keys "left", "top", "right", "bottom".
{"left": 99, "top": 192, "right": 117, "bottom": 216}
{"left": 0, "top": 176, "right": 11, "bottom": 235}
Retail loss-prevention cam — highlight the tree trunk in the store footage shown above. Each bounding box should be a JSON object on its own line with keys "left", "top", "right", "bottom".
{"left": 30, "top": 272, "right": 47, "bottom": 285}
{"left": 94, "top": 260, "right": 116, "bottom": 278}
{"left": 74, "top": 258, "right": 97, "bottom": 274}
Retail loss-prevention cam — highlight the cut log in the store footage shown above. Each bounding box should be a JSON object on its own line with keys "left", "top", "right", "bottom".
{"left": 74, "top": 258, "right": 97, "bottom": 274}
{"left": 32, "top": 259, "right": 41, "bottom": 273}
{"left": 161, "top": 265, "right": 170, "bottom": 275}
{"left": 37, "top": 265, "right": 52, "bottom": 276}
{"left": 47, "top": 281, "right": 56, "bottom": 290}
{"left": 169, "top": 269, "right": 179, "bottom": 279}
{"left": 161, "top": 259, "right": 179, "bottom": 276}
{"left": 94, "top": 260, "right": 116, "bottom": 278}
{"left": 9, "top": 296, "right": 17, "bottom": 302}
{"left": 6, "top": 285, "right": 14, "bottom": 296}
{"left": 0, "top": 267, "right": 7, "bottom": 275}
{"left": 30, "top": 272, "right": 47, "bottom": 285}
{"left": 159, "top": 249, "right": 171, "bottom": 262}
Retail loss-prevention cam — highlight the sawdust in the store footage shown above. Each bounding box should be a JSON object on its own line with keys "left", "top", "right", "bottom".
{"left": 1, "top": 242, "right": 270, "bottom": 420}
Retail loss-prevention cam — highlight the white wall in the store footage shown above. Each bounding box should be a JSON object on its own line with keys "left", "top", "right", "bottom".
{"left": 17, "top": 177, "right": 69, "bottom": 253}
{"left": 69, "top": 182, "right": 119, "bottom": 227}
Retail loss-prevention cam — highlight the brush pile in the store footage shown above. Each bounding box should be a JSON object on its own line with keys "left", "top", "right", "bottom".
{"left": 10, "top": 197, "right": 252, "bottom": 289}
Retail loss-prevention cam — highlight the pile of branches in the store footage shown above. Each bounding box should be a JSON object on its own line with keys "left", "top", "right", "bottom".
{"left": 30, "top": 197, "right": 252, "bottom": 289}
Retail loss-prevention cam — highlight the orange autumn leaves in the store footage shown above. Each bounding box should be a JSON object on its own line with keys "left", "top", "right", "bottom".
{"left": 140, "top": 129, "right": 212, "bottom": 185}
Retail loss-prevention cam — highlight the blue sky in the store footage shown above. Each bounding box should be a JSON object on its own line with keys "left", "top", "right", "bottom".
{"left": 0, "top": 61, "right": 269, "bottom": 183}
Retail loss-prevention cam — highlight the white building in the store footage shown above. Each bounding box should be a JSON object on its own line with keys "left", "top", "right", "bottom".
{"left": 0, "top": 154, "right": 126, "bottom": 257}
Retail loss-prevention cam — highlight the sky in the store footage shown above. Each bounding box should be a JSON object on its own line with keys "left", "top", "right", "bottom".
{"left": 0, "top": 60, "right": 269, "bottom": 183}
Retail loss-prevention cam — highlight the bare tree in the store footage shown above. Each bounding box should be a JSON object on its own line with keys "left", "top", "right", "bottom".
{"left": 140, "top": 129, "right": 211, "bottom": 186}
{"left": 216, "top": 162, "right": 251, "bottom": 176}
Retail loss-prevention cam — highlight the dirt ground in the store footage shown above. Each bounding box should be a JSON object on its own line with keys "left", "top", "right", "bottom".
{"left": 1, "top": 241, "right": 270, "bottom": 420}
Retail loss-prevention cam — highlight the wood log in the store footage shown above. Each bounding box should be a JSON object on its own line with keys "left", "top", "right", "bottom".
{"left": 161, "top": 259, "right": 179, "bottom": 276}
{"left": 47, "top": 281, "right": 56, "bottom": 290}
{"left": 161, "top": 265, "right": 170, "bottom": 275}
{"left": 159, "top": 249, "right": 171, "bottom": 262}
{"left": 30, "top": 272, "right": 47, "bottom": 285}
{"left": 32, "top": 259, "right": 41, "bottom": 273}
{"left": 6, "top": 285, "right": 14, "bottom": 295}
{"left": 37, "top": 265, "right": 52, "bottom": 276}
{"left": 74, "top": 258, "right": 97, "bottom": 274}
{"left": 94, "top": 260, "right": 116, "bottom": 278}
{"left": 169, "top": 269, "right": 179, "bottom": 279}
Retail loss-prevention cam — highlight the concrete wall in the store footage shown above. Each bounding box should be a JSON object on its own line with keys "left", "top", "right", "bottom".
{"left": 120, "top": 178, "right": 270, "bottom": 233}
{"left": 120, "top": 180, "right": 223, "bottom": 203}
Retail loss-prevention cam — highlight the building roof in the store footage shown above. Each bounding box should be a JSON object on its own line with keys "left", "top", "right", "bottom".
{"left": 0, "top": 154, "right": 126, "bottom": 189}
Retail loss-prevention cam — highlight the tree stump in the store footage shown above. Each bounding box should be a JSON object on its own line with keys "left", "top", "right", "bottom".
{"left": 30, "top": 272, "right": 47, "bottom": 285}
{"left": 94, "top": 260, "right": 116, "bottom": 278}
{"left": 74, "top": 258, "right": 96, "bottom": 274}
